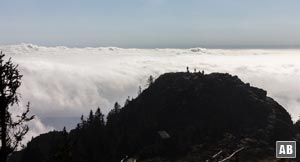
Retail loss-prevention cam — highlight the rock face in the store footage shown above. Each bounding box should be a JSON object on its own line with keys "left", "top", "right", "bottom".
{"left": 115, "top": 72, "right": 295, "bottom": 161}
{"left": 10, "top": 72, "right": 299, "bottom": 162}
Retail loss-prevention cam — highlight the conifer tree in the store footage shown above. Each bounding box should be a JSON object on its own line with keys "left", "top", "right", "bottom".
{"left": 95, "top": 107, "right": 104, "bottom": 126}
{"left": 138, "top": 86, "right": 142, "bottom": 96}
{"left": 87, "top": 110, "right": 94, "bottom": 124}
{"left": 147, "top": 75, "right": 154, "bottom": 86}
{"left": 107, "top": 102, "right": 121, "bottom": 125}
{"left": 0, "top": 52, "right": 34, "bottom": 162}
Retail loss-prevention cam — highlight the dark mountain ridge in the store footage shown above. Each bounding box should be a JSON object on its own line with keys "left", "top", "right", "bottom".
{"left": 10, "top": 72, "right": 300, "bottom": 162}
{"left": 110, "top": 72, "right": 295, "bottom": 161}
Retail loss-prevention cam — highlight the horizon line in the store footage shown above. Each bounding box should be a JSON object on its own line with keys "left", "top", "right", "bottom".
{"left": 1, "top": 43, "right": 300, "bottom": 50}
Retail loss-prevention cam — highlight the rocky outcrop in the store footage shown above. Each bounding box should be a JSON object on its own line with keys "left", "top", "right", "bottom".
{"left": 116, "top": 72, "right": 296, "bottom": 161}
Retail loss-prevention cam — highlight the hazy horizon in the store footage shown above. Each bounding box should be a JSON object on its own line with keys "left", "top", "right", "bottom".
{"left": 2, "top": 43, "right": 300, "bottom": 50}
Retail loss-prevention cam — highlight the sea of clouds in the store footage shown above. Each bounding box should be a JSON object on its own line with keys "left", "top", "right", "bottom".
{"left": 1, "top": 43, "right": 300, "bottom": 143}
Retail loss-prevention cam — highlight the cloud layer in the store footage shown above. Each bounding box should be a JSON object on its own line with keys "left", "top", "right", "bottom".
{"left": 1, "top": 43, "right": 300, "bottom": 143}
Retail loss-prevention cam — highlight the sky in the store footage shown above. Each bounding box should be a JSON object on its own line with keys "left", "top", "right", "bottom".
{"left": 0, "top": 0, "right": 300, "bottom": 48}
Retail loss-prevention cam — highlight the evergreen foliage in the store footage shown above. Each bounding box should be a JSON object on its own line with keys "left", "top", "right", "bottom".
{"left": 0, "top": 52, "right": 34, "bottom": 162}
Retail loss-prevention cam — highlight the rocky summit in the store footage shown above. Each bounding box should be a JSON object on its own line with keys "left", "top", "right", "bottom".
{"left": 115, "top": 72, "right": 296, "bottom": 162}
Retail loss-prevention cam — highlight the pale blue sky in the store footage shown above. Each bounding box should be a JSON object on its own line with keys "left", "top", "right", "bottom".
{"left": 0, "top": 0, "right": 300, "bottom": 48}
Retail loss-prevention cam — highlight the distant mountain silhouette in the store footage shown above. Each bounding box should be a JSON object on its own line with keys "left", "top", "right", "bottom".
{"left": 10, "top": 72, "right": 300, "bottom": 162}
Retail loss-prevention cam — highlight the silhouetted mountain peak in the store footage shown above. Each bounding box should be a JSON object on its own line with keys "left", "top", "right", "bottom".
{"left": 117, "top": 72, "right": 294, "bottom": 161}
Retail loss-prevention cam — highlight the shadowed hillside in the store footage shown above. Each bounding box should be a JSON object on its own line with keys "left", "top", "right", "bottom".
{"left": 10, "top": 72, "right": 300, "bottom": 162}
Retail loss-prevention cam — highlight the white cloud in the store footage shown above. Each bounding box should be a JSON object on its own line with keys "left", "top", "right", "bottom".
{"left": 1, "top": 43, "right": 300, "bottom": 143}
